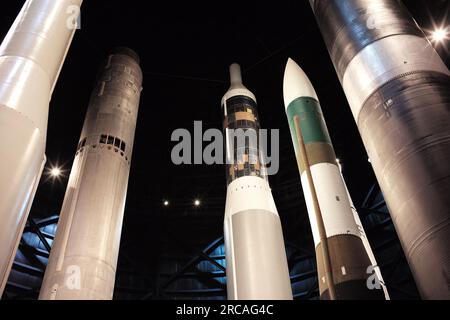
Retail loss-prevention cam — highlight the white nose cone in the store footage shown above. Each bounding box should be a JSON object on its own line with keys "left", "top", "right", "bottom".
{"left": 283, "top": 58, "right": 319, "bottom": 110}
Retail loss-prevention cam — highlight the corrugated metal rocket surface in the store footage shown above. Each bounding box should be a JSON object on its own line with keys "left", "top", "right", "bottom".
{"left": 309, "top": 0, "right": 450, "bottom": 299}
{"left": 39, "top": 48, "right": 142, "bottom": 300}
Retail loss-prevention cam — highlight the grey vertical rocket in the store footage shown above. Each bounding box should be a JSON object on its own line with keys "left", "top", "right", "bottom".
{"left": 309, "top": 0, "right": 450, "bottom": 299}
{"left": 0, "top": 0, "right": 82, "bottom": 295}
{"left": 39, "top": 48, "right": 143, "bottom": 300}
{"left": 222, "top": 64, "right": 293, "bottom": 300}
{"left": 283, "top": 58, "right": 386, "bottom": 300}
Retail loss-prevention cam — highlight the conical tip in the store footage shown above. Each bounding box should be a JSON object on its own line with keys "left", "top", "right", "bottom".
{"left": 283, "top": 58, "right": 318, "bottom": 110}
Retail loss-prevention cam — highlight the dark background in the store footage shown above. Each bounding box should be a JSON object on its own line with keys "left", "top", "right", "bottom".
{"left": 1, "top": 0, "right": 449, "bottom": 299}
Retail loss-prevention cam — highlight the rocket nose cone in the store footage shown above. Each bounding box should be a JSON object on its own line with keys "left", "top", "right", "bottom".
{"left": 283, "top": 58, "right": 319, "bottom": 110}
{"left": 110, "top": 47, "right": 140, "bottom": 64}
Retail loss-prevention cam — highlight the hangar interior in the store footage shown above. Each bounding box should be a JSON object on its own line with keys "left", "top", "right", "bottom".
{"left": 1, "top": 0, "right": 449, "bottom": 300}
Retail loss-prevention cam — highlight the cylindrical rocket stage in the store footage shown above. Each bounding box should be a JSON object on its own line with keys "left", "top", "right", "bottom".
{"left": 283, "top": 59, "right": 385, "bottom": 300}
{"left": 222, "top": 64, "right": 293, "bottom": 300}
{"left": 39, "top": 48, "right": 143, "bottom": 300}
{"left": 309, "top": 0, "right": 450, "bottom": 299}
{"left": 0, "top": 0, "right": 82, "bottom": 295}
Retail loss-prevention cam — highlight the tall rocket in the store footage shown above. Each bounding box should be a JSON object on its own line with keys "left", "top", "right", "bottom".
{"left": 0, "top": 0, "right": 82, "bottom": 295}
{"left": 39, "top": 48, "right": 143, "bottom": 300}
{"left": 283, "top": 58, "right": 385, "bottom": 300}
{"left": 309, "top": 0, "right": 450, "bottom": 299}
{"left": 222, "top": 64, "right": 293, "bottom": 300}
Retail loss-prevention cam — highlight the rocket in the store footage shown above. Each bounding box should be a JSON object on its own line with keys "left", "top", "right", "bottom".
{"left": 283, "top": 58, "right": 385, "bottom": 300}
{"left": 39, "top": 48, "right": 143, "bottom": 300}
{"left": 309, "top": 0, "right": 450, "bottom": 299}
{"left": 222, "top": 64, "right": 293, "bottom": 300}
{"left": 0, "top": 0, "right": 82, "bottom": 295}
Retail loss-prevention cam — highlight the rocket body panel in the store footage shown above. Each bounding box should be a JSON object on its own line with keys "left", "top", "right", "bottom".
{"left": 310, "top": 0, "right": 450, "bottom": 299}
{"left": 300, "top": 163, "right": 362, "bottom": 246}
{"left": 344, "top": 180, "right": 390, "bottom": 300}
{"left": 0, "top": 0, "right": 81, "bottom": 295}
{"left": 316, "top": 235, "right": 379, "bottom": 300}
{"left": 283, "top": 59, "right": 384, "bottom": 299}
{"left": 309, "top": 0, "right": 425, "bottom": 79}
{"left": 358, "top": 71, "right": 450, "bottom": 300}
{"left": 221, "top": 89, "right": 256, "bottom": 108}
{"left": 342, "top": 35, "right": 449, "bottom": 119}
{"left": 226, "top": 209, "right": 293, "bottom": 300}
{"left": 39, "top": 51, "right": 142, "bottom": 300}
{"left": 0, "top": 107, "right": 46, "bottom": 294}
{"left": 225, "top": 176, "right": 278, "bottom": 216}
{"left": 40, "top": 150, "right": 129, "bottom": 300}
{"left": 222, "top": 64, "right": 292, "bottom": 300}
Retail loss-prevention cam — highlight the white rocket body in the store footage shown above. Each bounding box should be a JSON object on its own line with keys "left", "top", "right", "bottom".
{"left": 222, "top": 64, "right": 292, "bottom": 300}
{"left": 283, "top": 59, "right": 386, "bottom": 299}
{"left": 0, "top": 0, "right": 82, "bottom": 295}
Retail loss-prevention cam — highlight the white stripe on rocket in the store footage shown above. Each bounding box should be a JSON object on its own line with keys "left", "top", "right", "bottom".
{"left": 225, "top": 176, "right": 279, "bottom": 218}
{"left": 301, "top": 163, "right": 362, "bottom": 247}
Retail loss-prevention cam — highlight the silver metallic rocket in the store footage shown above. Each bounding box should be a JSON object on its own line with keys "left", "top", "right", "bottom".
{"left": 39, "top": 48, "right": 143, "bottom": 300}
{"left": 283, "top": 58, "right": 386, "bottom": 300}
{"left": 309, "top": 0, "right": 450, "bottom": 299}
{"left": 0, "top": 0, "right": 82, "bottom": 295}
{"left": 222, "top": 64, "right": 293, "bottom": 300}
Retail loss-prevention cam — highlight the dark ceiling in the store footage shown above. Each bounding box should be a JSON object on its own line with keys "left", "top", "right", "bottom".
{"left": 1, "top": 0, "right": 449, "bottom": 287}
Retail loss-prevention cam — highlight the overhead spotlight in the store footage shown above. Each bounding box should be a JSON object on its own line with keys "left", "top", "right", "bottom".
{"left": 194, "top": 199, "right": 201, "bottom": 207}
{"left": 45, "top": 162, "right": 65, "bottom": 183}
{"left": 431, "top": 27, "right": 449, "bottom": 43}
{"left": 50, "top": 167, "right": 62, "bottom": 178}
{"left": 163, "top": 200, "right": 169, "bottom": 207}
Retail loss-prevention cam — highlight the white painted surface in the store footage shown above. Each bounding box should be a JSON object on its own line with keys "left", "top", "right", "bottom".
{"left": 224, "top": 209, "right": 292, "bottom": 300}
{"left": 283, "top": 58, "right": 319, "bottom": 109}
{"left": 225, "top": 176, "right": 278, "bottom": 217}
{"left": 301, "top": 163, "right": 361, "bottom": 247}
{"left": 0, "top": 0, "right": 82, "bottom": 295}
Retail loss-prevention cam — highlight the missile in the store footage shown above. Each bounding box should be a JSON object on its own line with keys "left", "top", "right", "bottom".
{"left": 309, "top": 0, "right": 450, "bottom": 299}
{"left": 222, "top": 64, "right": 292, "bottom": 300}
{"left": 39, "top": 48, "right": 143, "bottom": 300}
{"left": 0, "top": 0, "right": 82, "bottom": 295}
{"left": 283, "top": 58, "right": 385, "bottom": 300}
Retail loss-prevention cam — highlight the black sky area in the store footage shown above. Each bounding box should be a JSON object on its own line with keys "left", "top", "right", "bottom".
{"left": 1, "top": 0, "right": 449, "bottom": 280}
